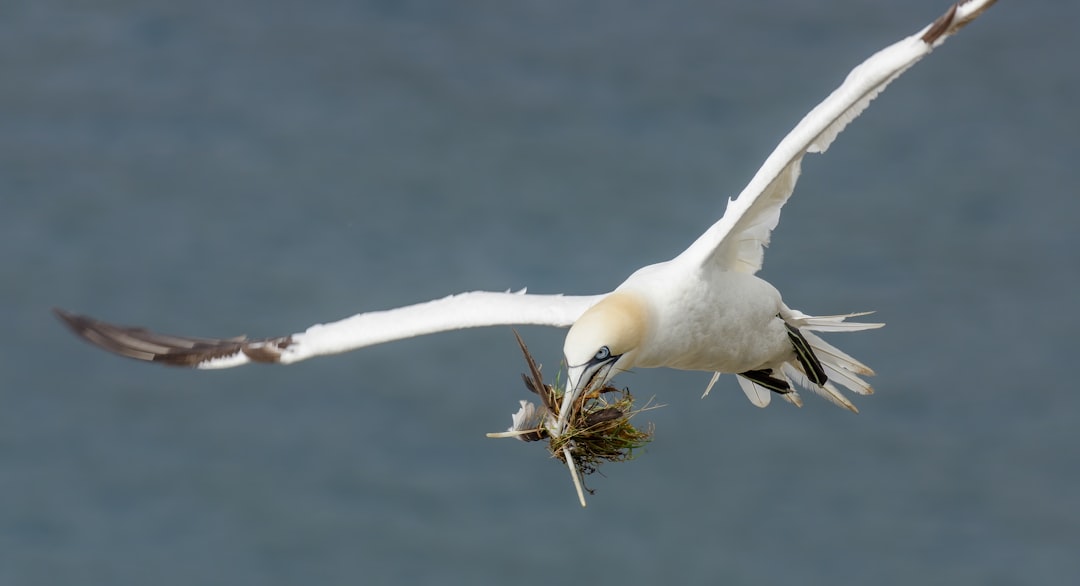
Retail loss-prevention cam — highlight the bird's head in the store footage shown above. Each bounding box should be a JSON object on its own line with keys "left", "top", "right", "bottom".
{"left": 556, "top": 292, "right": 649, "bottom": 435}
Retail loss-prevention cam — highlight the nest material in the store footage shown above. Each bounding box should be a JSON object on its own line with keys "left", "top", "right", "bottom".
{"left": 513, "top": 331, "right": 655, "bottom": 478}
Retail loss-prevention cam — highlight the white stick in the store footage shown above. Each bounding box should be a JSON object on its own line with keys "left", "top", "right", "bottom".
{"left": 701, "top": 371, "right": 722, "bottom": 398}
{"left": 563, "top": 445, "right": 587, "bottom": 508}
{"left": 485, "top": 430, "right": 538, "bottom": 439}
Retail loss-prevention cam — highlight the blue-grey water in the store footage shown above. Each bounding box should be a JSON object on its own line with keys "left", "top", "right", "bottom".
{"left": 3, "top": 1, "right": 1078, "bottom": 584}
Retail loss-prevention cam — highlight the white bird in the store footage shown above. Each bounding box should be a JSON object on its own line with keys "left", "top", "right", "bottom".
{"left": 56, "top": 1, "right": 995, "bottom": 435}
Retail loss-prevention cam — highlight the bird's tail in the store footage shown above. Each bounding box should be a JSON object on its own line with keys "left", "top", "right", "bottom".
{"left": 733, "top": 310, "right": 883, "bottom": 413}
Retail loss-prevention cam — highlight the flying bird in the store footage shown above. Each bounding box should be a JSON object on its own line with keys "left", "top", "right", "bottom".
{"left": 56, "top": 1, "right": 996, "bottom": 437}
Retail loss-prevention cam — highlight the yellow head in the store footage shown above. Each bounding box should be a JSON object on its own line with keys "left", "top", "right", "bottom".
{"left": 556, "top": 292, "right": 650, "bottom": 435}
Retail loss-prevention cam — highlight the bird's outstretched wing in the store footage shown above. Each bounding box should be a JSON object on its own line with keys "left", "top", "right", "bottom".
{"left": 54, "top": 291, "right": 604, "bottom": 369}
{"left": 676, "top": 0, "right": 996, "bottom": 274}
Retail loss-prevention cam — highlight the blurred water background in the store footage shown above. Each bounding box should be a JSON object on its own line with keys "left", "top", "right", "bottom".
{"left": 3, "top": 0, "right": 1078, "bottom": 584}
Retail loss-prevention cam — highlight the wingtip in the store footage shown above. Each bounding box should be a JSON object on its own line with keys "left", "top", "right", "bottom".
{"left": 52, "top": 307, "right": 265, "bottom": 368}
{"left": 52, "top": 306, "right": 80, "bottom": 329}
{"left": 52, "top": 307, "right": 104, "bottom": 341}
{"left": 921, "top": 0, "right": 997, "bottom": 46}
{"left": 921, "top": 3, "right": 958, "bottom": 44}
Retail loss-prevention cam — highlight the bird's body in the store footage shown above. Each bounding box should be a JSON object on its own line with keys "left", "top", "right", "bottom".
{"left": 55, "top": 1, "right": 997, "bottom": 440}
{"left": 606, "top": 262, "right": 791, "bottom": 375}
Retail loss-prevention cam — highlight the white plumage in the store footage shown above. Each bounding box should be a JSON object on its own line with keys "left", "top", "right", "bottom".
{"left": 56, "top": 1, "right": 995, "bottom": 446}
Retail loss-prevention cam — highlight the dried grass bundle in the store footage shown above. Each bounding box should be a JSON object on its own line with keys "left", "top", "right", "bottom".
{"left": 487, "top": 330, "right": 657, "bottom": 506}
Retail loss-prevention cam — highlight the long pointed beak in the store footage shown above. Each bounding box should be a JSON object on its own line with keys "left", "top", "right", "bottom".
{"left": 554, "top": 362, "right": 609, "bottom": 437}
{"left": 556, "top": 364, "right": 586, "bottom": 431}
{"left": 554, "top": 364, "right": 584, "bottom": 437}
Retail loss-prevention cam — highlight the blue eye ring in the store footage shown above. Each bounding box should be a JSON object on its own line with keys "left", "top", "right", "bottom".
{"left": 594, "top": 346, "right": 611, "bottom": 361}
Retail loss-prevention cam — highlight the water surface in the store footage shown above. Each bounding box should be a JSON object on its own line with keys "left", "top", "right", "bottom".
{"left": 2, "top": 1, "right": 1078, "bottom": 584}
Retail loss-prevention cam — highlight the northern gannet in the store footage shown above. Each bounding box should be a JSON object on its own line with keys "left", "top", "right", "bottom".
{"left": 55, "top": 1, "right": 996, "bottom": 437}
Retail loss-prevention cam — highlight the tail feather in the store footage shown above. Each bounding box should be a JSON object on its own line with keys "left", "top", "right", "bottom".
{"left": 779, "top": 383, "right": 804, "bottom": 408}
{"left": 734, "top": 369, "right": 804, "bottom": 409}
{"left": 821, "top": 361, "right": 875, "bottom": 396}
{"left": 769, "top": 308, "right": 882, "bottom": 412}
{"left": 713, "top": 309, "right": 880, "bottom": 412}
{"left": 800, "top": 329, "right": 877, "bottom": 378}
{"left": 786, "top": 310, "right": 884, "bottom": 332}
{"left": 736, "top": 375, "right": 773, "bottom": 408}
{"left": 782, "top": 363, "right": 859, "bottom": 413}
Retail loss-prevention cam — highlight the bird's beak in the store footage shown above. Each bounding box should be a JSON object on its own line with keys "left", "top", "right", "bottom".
{"left": 554, "top": 360, "right": 613, "bottom": 437}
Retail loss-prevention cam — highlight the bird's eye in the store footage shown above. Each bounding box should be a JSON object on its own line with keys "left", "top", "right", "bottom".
{"left": 594, "top": 346, "right": 611, "bottom": 361}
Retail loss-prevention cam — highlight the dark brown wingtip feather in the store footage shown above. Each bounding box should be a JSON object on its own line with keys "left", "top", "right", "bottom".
{"left": 921, "top": 3, "right": 958, "bottom": 44}
{"left": 52, "top": 307, "right": 250, "bottom": 367}
{"left": 921, "top": 0, "right": 997, "bottom": 45}
{"left": 513, "top": 329, "right": 559, "bottom": 414}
